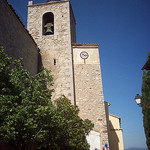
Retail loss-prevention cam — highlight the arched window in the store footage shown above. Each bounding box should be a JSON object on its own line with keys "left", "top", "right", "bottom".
{"left": 43, "top": 12, "right": 54, "bottom": 35}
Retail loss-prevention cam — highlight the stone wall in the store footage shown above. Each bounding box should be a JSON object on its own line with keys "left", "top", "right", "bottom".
{"left": 27, "top": 1, "right": 75, "bottom": 103}
{"left": 0, "top": 0, "right": 39, "bottom": 75}
{"left": 70, "top": 4, "right": 76, "bottom": 43}
{"left": 109, "top": 114, "right": 124, "bottom": 150}
{"left": 105, "top": 102, "right": 111, "bottom": 147}
{"left": 73, "top": 43, "right": 109, "bottom": 149}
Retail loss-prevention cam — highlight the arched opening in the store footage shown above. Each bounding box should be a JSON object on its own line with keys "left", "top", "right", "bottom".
{"left": 42, "top": 12, "right": 54, "bottom": 35}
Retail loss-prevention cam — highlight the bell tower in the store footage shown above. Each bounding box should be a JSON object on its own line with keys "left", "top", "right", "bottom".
{"left": 27, "top": 0, "right": 76, "bottom": 103}
{"left": 27, "top": 0, "right": 109, "bottom": 149}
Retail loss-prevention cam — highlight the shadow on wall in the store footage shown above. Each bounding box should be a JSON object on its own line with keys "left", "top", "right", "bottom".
{"left": 109, "top": 120, "right": 119, "bottom": 150}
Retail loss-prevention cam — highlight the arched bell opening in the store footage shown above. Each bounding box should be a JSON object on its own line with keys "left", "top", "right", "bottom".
{"left": 42, "top": 12, "right": 54, "bottom": 35}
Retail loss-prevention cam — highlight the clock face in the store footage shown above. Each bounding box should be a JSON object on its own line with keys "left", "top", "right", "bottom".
{"left": 80, "top": 51, "right": 89, "bottom": 59}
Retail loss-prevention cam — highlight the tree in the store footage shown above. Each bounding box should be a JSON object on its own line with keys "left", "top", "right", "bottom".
{"left": 0, "top": 46, "right": 93, "bottom": 150}
{"left": 141, "top": 52, "right": 150, "bottom": 150}
{"left": 52, "top": 96, "right": 94, "bottom": 150}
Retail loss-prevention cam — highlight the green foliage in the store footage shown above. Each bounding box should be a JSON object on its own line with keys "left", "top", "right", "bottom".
{"left": 0, "top": 46, "right": 93, "bottom": 150}
{"left": 142, "top": 52, "right": 150, "bottom": 150}
{"left": 52, "top": 96, "right": 94, "bottom": 150}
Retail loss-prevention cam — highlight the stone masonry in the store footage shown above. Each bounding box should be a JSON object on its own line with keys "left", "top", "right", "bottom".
{"left": 0, "top": 0, "right": 126, "bottom": 149}
{"left": 0, "top": 0, "right": 39, "bottom": 75}
{"left": 27, "top": 0, "right": 76, "bottom": 104}
{"left": 27, "top": 0, "right": 109, "bottom": 149}
{"left": 73, "top": 43, "right": 109, "bottom": 148}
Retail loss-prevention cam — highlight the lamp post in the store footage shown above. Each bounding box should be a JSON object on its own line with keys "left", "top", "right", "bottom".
{"left": 134, "top": 94, "right": 142, "bottom": 106}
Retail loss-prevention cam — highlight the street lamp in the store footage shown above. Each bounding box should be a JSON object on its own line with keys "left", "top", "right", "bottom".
{"left": 134, "top": 94, "right": 142, "bottom": 106}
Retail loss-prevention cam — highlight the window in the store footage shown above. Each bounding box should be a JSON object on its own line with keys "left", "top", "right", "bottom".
{"left": 43, "top": 12, "right": 54, "bottom": 35}
{"left": 54, "top": 59, "right": 56, "bottom": 65}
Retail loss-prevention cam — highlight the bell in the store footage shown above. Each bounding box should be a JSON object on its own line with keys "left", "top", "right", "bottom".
{"left": 44, "top": 23, "right": 53, "bottom": 34}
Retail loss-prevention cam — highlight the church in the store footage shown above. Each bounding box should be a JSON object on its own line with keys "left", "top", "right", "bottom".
{"left": 0, "top": 0, "right": 124, "bottom": 149}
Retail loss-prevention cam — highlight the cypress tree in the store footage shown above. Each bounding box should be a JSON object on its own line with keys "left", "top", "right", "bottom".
{"left": 141, "top": 52, "right": 150, "bottom": 150}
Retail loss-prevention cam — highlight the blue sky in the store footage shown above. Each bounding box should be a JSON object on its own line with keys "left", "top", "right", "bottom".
{"left": 8, "top": 0, "right": 150, "bottom": 149}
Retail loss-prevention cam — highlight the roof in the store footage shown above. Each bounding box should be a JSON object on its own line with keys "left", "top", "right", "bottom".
{"left": 142, "top": 58, "right": 150, "bottom": 70}
{"left": 109, "top": 113, "right": 121, "bottom": 119}
{"left": 4, "top": 0, "right": 38, "bottom": 47}
{"left": 72, "top": 43, "right": 99, "bottom": 48}
{"left": 28, "top": 0, "right": 69, "bottom": 7}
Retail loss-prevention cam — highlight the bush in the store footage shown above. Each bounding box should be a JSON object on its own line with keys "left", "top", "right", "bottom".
{"left": 0, "top": 46, "right": 93, "bottom": 150}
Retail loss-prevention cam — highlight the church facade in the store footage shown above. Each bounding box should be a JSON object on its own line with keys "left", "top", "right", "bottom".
{"left": 0, "top": 0, "right": 124, "bottom": 149}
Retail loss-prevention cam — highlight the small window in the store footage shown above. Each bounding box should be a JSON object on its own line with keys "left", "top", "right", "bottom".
{"left": 43, "top": 12, "right": 54, "bottom": 35}
{"left": 54, "top": 59, "right": 56, "bottom": 65}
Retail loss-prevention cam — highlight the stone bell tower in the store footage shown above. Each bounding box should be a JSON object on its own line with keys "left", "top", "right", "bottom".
{"left": 27, "top": 0, "right": 76, "bottom": 104}
{"left": 27, "top": 0, "right": 109, "bottom": 149}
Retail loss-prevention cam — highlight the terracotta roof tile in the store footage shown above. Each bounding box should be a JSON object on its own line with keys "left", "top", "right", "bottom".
{"left": 72, "top": 43, "right": 99, "bottom": 47}
{"left": 109, "top": 113, "right": 121, "bottom": 119}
